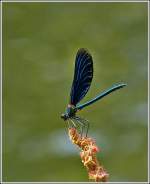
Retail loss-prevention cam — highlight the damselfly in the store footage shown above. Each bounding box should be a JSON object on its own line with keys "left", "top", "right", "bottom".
{"left": 61, "top": 48, "right": 126, "bottom": 136}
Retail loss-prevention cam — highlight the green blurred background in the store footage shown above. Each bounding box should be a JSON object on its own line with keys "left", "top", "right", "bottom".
{"left": 3, "top": 2, "right": 148, "bottom": 182}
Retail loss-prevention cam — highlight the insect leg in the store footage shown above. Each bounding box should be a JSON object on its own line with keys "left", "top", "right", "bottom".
{"left": 73, "top": 117, "right": 85, "bottom": 137}
{"left": 75, "top": 116, "right": 90, "bottom": 137}
{"left": 83, "top": 118, "right": 90, "bottom": 137}
{"left": 66, "top": 119, "right": 74, "bottom": 129}
{"left": 70, "top": 118, "right": 77, "bottom": 128}
{"left": 64, "top": 119, "right": 74, "bottom": 136}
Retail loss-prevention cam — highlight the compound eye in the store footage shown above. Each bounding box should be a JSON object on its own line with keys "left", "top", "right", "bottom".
{"left": 61, "top": 114, "right": 65, "bottom": 119}
{"left": 61, "top": 113, "right": 68, "bottom": 121}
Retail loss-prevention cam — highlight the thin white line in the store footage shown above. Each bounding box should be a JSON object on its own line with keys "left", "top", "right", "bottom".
{"left": 1, "top": 1, "right": 149, "bottom": 3}
{"left": 1, "top": 182, "right": 149, "bottom": 183}
{"left": 3, "top": 181, "right": 147, "bottom": 184}
{"left": 1, "top": 1, "right": 2, "bottom": 183}
{"left": 148, "top": 0, "right": 149, "bottom": 183}
{"left": 1, "top": 1, "right": 149, "bottom": 184}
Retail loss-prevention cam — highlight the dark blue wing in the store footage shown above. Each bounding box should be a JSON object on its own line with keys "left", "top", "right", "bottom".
{"left": 70, "top": 48, "right": 93, "bottom": 106}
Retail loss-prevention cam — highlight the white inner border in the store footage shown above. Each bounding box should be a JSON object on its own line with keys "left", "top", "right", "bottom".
{"left": 0, "top": 0, "right": 149, "bottom": 183}
{"left": 1, "top": 0, "right": 149, "bottom": 2}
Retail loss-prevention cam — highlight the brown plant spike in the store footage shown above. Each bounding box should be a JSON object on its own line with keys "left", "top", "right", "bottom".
{"left": 68, "top": 127, "right": 109, "bottom": 182}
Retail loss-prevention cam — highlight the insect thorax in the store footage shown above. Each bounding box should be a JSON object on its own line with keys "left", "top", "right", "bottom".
{"left": 67, "top": 104, "right": 76, "bottom": 117}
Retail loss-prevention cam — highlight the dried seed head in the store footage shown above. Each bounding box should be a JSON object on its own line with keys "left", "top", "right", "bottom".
{"left": 68, "top": 127, "right": 109, "bottom": 182}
